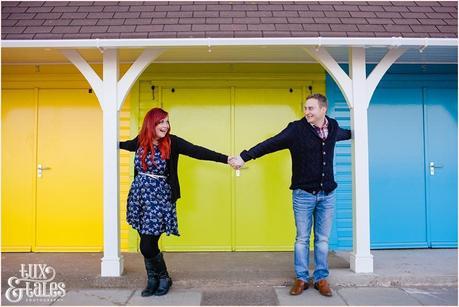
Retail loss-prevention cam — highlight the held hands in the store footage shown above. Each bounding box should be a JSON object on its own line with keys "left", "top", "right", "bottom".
{"left": 228, "top": 155, "right": 245, "bottom": 170}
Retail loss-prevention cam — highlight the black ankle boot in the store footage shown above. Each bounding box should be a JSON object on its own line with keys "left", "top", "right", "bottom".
{"left": 141, "top": 257, "right": 159, "bottom": 297}
{"left": 153, "top": 252, "right": 172, "bottom": 296}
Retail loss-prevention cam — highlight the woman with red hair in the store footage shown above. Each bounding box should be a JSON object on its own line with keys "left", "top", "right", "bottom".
{"left": 120, "top": 107, "right": 231, "bottom": 297}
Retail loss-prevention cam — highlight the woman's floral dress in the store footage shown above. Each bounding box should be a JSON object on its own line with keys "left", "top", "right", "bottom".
{"left": 126, "top": 146, "right": 179, "bottom": 236}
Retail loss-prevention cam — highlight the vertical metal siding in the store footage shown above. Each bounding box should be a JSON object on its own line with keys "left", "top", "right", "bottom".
{"left": 326, "top": 79, "right": 353, "bottom": 251}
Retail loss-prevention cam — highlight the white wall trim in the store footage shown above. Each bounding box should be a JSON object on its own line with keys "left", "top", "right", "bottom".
{"left": 3, "top": 37, "right": 457, "bottom": 48}
{"left": 2, "top": 60, "right": 457, "bottom": 65}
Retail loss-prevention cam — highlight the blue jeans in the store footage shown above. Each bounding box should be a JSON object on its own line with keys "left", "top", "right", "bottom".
{"left": 292, "top": 189, "right": 335, "bottom": 283}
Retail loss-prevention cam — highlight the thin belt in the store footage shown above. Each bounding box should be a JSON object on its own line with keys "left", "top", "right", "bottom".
{"left": 139, "top": 172, "right": 166, "bottom": 179}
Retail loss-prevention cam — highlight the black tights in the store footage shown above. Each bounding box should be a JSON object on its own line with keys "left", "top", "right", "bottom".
{"left": 139, "top": 232, "right": 161, "bottom": 259}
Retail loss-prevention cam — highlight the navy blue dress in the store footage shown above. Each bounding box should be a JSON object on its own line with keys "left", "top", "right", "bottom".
{"left": 126, "top": 146, "right": 179, "bottom": 236}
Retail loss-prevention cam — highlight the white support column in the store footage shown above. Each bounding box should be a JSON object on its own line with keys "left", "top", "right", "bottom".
{"left": 348, "top": 47, "right": 373, "bottom": 273}
{"left": 61, "top": 48, "right": 163, "bottom": 277}
{"left": 304, "top": 46, "right": 405, "bottom": 273}
{"left": 100, "top": 49, "right": 123, "bottom": 277}
{"left": 349, "top": 47, "right": 406, "bottom": 272}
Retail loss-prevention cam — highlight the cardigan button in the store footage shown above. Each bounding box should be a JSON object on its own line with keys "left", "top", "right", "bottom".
{"left": 322, "top": 142, "right": 325, "bottom": 146}
{"left": 322, "top": 173, "right": 325, "bottom": 177}
{"left": 312, "top": 191, "right": 316, "bottom": 195}
{"left": 320, "top": 183, "right": 323, "bottom": 187}
{"left": 323, "top": 162, "right": 326, "bottom": 165}
{"left": 323, "top": 151, "right": 326, "bottom": 155}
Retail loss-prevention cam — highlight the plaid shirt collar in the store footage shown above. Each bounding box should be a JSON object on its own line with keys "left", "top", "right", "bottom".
{"left": 311, "top": 117, "right": 329, "bottom": 140}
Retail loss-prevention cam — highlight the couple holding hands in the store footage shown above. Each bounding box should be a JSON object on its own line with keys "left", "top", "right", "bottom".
{"left": 120, "top": 93, "right": 351, "bottom": 298}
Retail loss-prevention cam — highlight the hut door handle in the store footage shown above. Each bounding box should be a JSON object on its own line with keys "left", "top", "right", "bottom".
{"left": 38, "top": 164, "right": 51, "bottom": 178}
{"left": 429, "top": 161, "right": 443, "bottom": 176}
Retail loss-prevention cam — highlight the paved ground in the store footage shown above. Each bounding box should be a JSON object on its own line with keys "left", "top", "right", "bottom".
{"left": 2, "top": 249, "right": 457, "bottom": 305}
{"left": 2, "top": 286, "right": 457, "bottom": 306}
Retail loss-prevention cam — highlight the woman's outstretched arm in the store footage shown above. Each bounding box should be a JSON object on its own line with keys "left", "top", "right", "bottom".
{"left": 119, "top": 135, "right": 139, "bottom": 152}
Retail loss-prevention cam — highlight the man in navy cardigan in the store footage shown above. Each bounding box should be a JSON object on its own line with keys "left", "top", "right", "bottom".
{"left": 231, "top": 94, "right": 351, "bottom": 297}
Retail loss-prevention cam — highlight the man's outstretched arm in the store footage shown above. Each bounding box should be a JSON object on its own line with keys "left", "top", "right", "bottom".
{"left": 336, "top": 126, "right": 351, "bottom": 141}
{"left": 239, "top": 122, "right": 294, "bottom": 164}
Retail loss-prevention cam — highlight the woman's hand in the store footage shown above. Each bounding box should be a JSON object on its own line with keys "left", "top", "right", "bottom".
{"left": 228, "top": 156, "right": 244, "bottom": 170}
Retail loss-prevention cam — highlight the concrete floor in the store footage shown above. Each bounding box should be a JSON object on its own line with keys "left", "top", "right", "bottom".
{"left": 2, "top": 249, "right": 457, "bottom": 305}
{"left": 2, "top": 286, "right": 457, "bottom": 306}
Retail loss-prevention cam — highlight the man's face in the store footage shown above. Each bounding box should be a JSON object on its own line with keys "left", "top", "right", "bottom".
{"left": 304, "top": 98, "right": 327, "bottom": 126}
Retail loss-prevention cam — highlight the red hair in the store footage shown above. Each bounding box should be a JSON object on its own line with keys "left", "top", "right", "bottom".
{"left": 138, "top": 108, "right": 171, "bottom": 171}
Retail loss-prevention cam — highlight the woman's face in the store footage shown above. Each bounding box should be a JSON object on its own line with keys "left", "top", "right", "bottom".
{"left": 155, "top": 116, "right": 170, "bottom": 140}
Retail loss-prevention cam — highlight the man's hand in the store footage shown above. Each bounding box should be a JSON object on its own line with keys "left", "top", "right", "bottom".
{"left": 228, "top": 155, "right": 245, "bottom": 170}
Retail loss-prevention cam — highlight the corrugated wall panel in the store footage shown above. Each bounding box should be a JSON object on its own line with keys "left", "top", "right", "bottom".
{"left": 325, "top": 80, "right": 353, "bottom": 251}
{"left": 119, "top": 96, "right": 132, "bottom": 252}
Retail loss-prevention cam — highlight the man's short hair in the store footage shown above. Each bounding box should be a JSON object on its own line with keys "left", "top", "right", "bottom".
{"left": 306, "top": 93, "right": 328, "bottom": 109}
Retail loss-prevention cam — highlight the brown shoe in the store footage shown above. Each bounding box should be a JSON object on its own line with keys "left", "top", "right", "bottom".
{"left": 314, "top": 279, "right": 332, "bottom": 297}
{"left": 289, "top": 279, "right": 309, "bottom": 295}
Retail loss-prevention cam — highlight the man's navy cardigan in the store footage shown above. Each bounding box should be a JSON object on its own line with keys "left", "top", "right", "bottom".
{"left": 120, "top": 134, "right": 228, "bottom": 204}
{"left": 240, "top": 116, "right": 351, "bottom": 195}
